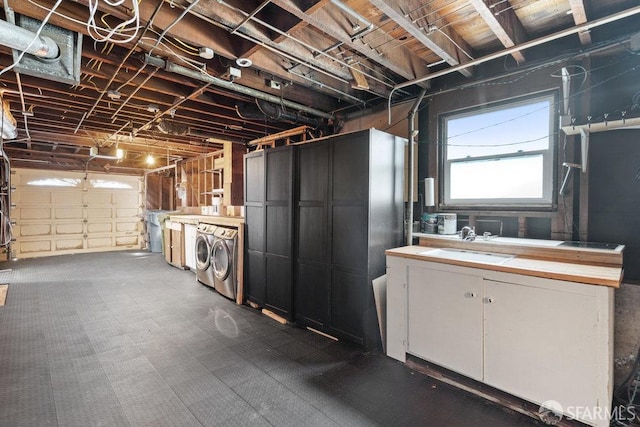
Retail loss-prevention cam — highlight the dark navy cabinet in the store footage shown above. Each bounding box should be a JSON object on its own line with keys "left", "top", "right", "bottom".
{"left": 245, "top": 129, "right": 405, "bottom": 348}
{"left": 244, "top": 146, "right": 295, "bottom": 320}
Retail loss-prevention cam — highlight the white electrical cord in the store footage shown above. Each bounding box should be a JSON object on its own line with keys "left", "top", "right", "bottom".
{"left": 87, "top": 0, "right": 141, "bottom": 44}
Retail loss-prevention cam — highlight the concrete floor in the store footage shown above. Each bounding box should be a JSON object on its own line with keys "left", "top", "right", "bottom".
{"left": 0, "top": 250, "right": 542, "bottom": 426}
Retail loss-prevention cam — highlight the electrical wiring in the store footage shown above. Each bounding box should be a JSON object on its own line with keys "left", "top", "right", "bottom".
{"left": 86, "top": 0, "right": 141, "bottom": 44}
{"left": 445, "top": 56, "right": 640, "bottom": 143}
{"left": 147, "top": 29, "right": 199, "bottom": 55}
{"left": 551, "top": 64, "right": 588, "bottom": 91}
{"left": 143, "top": 32, "right": 199, "bottom": 57}
{"left": 0, "top": 0, "right": 63, "bottom": 78}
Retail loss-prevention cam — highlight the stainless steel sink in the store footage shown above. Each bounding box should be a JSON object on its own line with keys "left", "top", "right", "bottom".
{"left": 418, "top": 248, "right": 514, "bottom": 265}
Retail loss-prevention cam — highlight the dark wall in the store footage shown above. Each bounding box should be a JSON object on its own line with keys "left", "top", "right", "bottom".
{"left": 587, "top": 53, "right": 640, "bottom": 281}
{"left": 589, "top": 130, "right": 640, "bottom": 281}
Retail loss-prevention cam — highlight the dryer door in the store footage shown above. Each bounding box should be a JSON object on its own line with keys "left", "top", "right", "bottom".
{"left": 195, "top": 235, "right": 211, "bottom": 270}
{"left": 212, "top": 240, "right": 231, "bottom": 281}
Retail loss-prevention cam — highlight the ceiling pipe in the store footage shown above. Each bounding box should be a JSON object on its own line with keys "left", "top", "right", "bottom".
{"left": 144, "top": 54, "right": 334, "bottom": 120}
{"left": 329, "top": 0, "right": 373, "bottom": 29}
{"left": 230, "top": 0, "right": 272, "bottom": 35}
{"left": 0, "top": 19, "right": 59, "bottom": 59}
{"left": 406, "top": 87, "right": 427, "bottom": 246}
{"left": 188, "top": 4, "right": 389, "bottom": 102}
{"left": 219, "top": 0, "right": 391, "bottom": 91}
{"left": 387, "top": 5, "right": 640, "bottom": 123}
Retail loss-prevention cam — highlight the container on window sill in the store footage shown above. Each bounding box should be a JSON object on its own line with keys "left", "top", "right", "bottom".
{"left": 421, "top": 213, "right": 439, "bottom": 234}
{"left": 437, "top": 213, "right": 457, "bottom": 235}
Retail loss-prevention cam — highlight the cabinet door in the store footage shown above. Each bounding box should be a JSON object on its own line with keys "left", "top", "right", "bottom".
{"left": 171, "top": 228, "right": 183, "bottom": 267}
{"left": 407, "top": 266, "right": 483, "bottom": 380}
{"left": 296, "top": 142, "right": 329, "bottom": 327}
{"left": 244, "top": 152, "right": 265, "bottom": 305}
{"left": 483, "top": 279, "right": 599, "bottom": 411}
{"left": 264, "top": 147, "right": 294, "bottom": 319}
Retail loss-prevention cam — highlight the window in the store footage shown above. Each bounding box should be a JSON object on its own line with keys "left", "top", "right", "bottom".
{"left": 442, "top": 93, "right": 556, "bottom": 208}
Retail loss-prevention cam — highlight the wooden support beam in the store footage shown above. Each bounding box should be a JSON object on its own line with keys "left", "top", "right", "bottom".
{"left": 348, "top": 61, "right": 370, "bottom": 90}
{"left": 368, "top": 0, "right": 474, "bottom": 78}
{"left": 568, "top": 0, "right": 592, "bottom": 45}
{"left": 270, "top": 0, "right": 428, "bottom": 83}
{"left": 468, "top": 0, "right": 528, "bottom": 64}
{"left": 248, "top": 125, "right": 311, "bottom": 149}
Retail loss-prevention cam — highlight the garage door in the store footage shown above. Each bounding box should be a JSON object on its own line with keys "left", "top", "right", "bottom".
{"left": 12, "top": 169, "right": 143, "bottom": 259}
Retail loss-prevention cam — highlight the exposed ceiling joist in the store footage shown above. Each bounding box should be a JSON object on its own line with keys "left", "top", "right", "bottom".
{"left": 269, "top": 0, "right": 426, "bottom": 85}
{"left": 368, "top": 0, "right": 474, "bottom": 78}
{"left": 568, "top": 0, "right": 592, "bottom": 45}
{"left": 468, "top": 0, "right": 528, "bottom": 64}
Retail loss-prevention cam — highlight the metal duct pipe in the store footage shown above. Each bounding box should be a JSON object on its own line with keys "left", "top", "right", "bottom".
{"left": 236, "top": 100, "right": 328, "bottom": 129}
{"left": 407, "top": 87, "right": 427, "bottom": 246}
{"left": 0, "top": 19, "right": 59, "bottom": 59}
{"left": 144, "top": 54, "right": 334, "bottom": 120}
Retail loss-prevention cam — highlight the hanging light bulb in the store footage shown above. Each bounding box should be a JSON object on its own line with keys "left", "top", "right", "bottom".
{"left": 115, "top": 148, "right": 124, "bottom": 159}
{"left": 146, "top": 154, "right": 155, "bottom": 166}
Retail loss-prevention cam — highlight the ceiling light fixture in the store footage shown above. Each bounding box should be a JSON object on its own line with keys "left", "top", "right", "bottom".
{"left": 89, "top": 146, "right": 124, "bottom": 160}
{"left": 235, "top": 58, "right": 252, "bottom": 68}
{"left": 146, "top": 154, "right": 155, "bottom": 165}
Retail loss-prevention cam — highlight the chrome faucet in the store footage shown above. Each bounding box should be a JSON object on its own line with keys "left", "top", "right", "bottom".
{"left": 459, "top": 226, "right": 476, "bottom": 241}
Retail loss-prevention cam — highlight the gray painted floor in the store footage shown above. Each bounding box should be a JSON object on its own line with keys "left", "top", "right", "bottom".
{"left": 0, "top": 250, "right": 542, "bottom": 426}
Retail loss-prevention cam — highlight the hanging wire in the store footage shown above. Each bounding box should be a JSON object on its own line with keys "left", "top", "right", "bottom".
{"left": 86, "top": 0, "right": 141, "bottom": 44}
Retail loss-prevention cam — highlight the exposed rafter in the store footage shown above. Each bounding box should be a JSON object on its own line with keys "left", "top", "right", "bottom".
{"left": 568, "top": 0, "right": 592, "bottom": 45}
{"left": 368, "top": 0, "right": 474, "bottom": 78}
{"left": 468, "top": 0, "right": 528, "bottom": 64}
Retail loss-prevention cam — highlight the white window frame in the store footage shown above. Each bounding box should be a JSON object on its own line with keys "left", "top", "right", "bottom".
{"left": 441, "top": 93, "right": 556, "bottom": 208}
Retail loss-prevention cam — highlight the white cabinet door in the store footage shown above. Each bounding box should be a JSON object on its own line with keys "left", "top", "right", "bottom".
{"left": 184, "top": 224, "right": 197, "bottom": 271}
{"left": 483, "top": 279, "right": 599, "bottom": 412}
{"left": 407, "top": 266, "right": 484, "bottom": 380}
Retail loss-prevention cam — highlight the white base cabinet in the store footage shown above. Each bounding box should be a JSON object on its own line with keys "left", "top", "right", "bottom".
{"left": 387, "top": 255, "right": 614, "bottom": 427}
{"left": 407, "top": 267, "right": 483, "bottom": 381}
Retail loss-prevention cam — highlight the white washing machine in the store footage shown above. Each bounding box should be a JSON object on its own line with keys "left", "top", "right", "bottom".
{"left": 211, "top": 226, "right": 238, "bottom": 300}
{"left": 195, "top": 223, "right": 217, "bottom": 288}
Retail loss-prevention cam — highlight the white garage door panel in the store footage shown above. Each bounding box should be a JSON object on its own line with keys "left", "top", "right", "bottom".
{"left": 18, "top": 240, "right": 51, "bottom": 253}
{"left": 56, "top": 239, "right": 84, "bottom": 250}
{"left": 88, "top": 223, "right": 112, "bottom": 233}
{"left": 55, "top": 208, "right": 83, "bottom": 220}
{"left": 20, "top": 208, "right": 51, "bottom": 220}
{"left": 52, "top": 192, "right": 82, "bottom": 205}
{"left": 116, "top": 208, "right": 138, "bottom": 218}
{"left": 87, "top": 237, "right": 113, "bottom": 248}
{"left": 116, "top": 236, "right": 139, "bottom": 246}
{"left": 16, "top": 190, "right": 51, "bottom": 205}
{"left": 86, "top": 192, "right": 112, "bottom": 204}
{"left": 117, "top": 222, "right": 139, "bottom": 232}
{"left": 18, "top": 224, "right": 51, "bottom": 236}
{"left": 56, "top": 223, "right": 84, "bottom": 234}
{"left": 87, "top": 208, "right": 113, "bottom": 219}
{"left": 115, "top": 192, "right": 138, "bottom": 206}
{"left": 13, "top": 169, "right": 143, "bottom": 258}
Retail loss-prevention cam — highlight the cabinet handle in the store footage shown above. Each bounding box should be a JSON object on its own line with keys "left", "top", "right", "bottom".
{"left": 484, "top": 297, "right": 494, "bottom": 304}
{"left": 464, "top": 292, "right": 476, "bottom": 299}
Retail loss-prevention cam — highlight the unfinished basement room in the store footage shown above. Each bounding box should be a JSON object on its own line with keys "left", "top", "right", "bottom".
{"left": 1, "top": 0, "right": 640, "bottom": 426}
